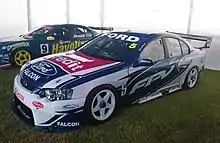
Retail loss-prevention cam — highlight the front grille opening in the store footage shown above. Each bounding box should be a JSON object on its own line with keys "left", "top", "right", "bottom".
{"left": 12, "top": 95, "right": 34, "bottom": 126}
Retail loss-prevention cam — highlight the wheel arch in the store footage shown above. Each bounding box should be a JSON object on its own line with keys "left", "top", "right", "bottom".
{"left": 182, "top": 65, "right": 200, "bottom": 89}
{"left": 185, "top": 65, "right": 199, "bottom": 77}
{"left": 86, "top": 84, "right": 119, "bottom": 100}
{"left": 83, "top": 83, "right": 120, "bottom": 124}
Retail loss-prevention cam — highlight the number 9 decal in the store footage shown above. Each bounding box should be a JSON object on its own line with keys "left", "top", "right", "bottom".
{"left": 40, "top": 44, "right": 49, "bottom": 54}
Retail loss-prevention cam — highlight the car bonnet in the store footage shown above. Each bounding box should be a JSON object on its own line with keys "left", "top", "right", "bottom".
{"left": 19, "top": 51, "right": 124, "bottom": 89}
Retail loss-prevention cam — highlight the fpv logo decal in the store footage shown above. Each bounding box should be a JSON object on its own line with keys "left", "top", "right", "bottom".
{"left": 129, "top": 64, "right": 175, "bottom": 95}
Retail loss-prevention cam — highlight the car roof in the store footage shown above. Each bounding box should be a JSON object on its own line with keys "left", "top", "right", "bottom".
{"left": 124, "top": 30, "right": 182, "bottom": 38}
{"left": 43, "top": 26, "right": 182, "bottom": 39}
{"left": 44, "top": 24, "right": 89, "bottom": 28}
{"left": 106, "top": 31, "right": 187, "bottom": 50}
{"left": 110, "top": 31, "right": 159, "bottom": 39}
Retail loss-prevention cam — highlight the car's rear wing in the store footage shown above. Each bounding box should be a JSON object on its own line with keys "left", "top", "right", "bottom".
{"left": 167, "top": 31, "right": 212, "bottom": 49}
{"left": 88, "top": 26, "right": 114, "bottom": 31}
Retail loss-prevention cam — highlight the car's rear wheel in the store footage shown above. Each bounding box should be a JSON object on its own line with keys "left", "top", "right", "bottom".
{"left": 183, "top": 67, "right": 199, "bottom": 89}
{"left": 84, "top": 86, "right": 118, "bottom": 124}
{"left": 11, "top": 49, "right": 31, "bottom": 67}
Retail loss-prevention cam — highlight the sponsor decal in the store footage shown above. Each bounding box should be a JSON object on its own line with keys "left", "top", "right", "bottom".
{"left": 1, "top": 46, "right": 6, "bottom": 50}
{"left": 74, "top": 35, "right": 85, "bottom": 38}
{"left": 104, "top": 33, "right": 140, "bottom": 42}
{"left": 177, "top": 58, "right": 192, "bottom": 71}
{"left": 48, "top": 53, "right": 113, "bottom": 74}
{"left": 7, "top": 42, "right": 30, "bottom": 51}
{"left": 17, "top": 105, "right": 31, "bottom": 119}
{"left": 55, "top": 56, "right": 84, "bottom": 72}
{"left": 48, "top": 55, "right": 91, "bottom": 73}
{"left": 57, "top": 122, "right": 80, "bottom": 127}
{"left": 15, "top": 88, "right": 25, "bottom": 101}
{"left": 31, "top": 61, "right": 57, "bottom": 76}
{"left": 63, "top": 104, "right": 79, "bottom": 110}
{"left": 52, "top": 41, "right": 85, "bottom": 54}
{"left": 23, "top": 69, "right": 41, "bottom": 81}
{"left": 0, "top": 54, "right": 9, "bottom": 58}
{"left": 129, "top": 65, "right": 175, "bottom": 95}
{"left": 103, "top": 33, "right": 140, "bottom": 49}
{"left": 32, "top": 101, "right": 44, "bottom": 109}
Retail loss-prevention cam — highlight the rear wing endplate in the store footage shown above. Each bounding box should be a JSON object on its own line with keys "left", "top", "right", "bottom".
{"left": 167, "top": 31, "right": 212, "bottom": 49}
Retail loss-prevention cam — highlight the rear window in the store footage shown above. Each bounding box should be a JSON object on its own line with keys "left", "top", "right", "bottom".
{"left": 180, "top": 40, "right": 190, "bottom": 55}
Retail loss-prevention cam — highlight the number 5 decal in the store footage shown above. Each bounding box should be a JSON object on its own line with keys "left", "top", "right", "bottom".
{"left": 40, "top": 44, "right": 49, "bottom": 54}
{"left": 129, "top": 43, "right": 138, "bottom": 49}
{"left": 121, "top": 83, "right": 127, "bottom": 96}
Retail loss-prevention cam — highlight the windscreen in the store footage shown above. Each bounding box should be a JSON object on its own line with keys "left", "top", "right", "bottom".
{"left": 78, "top": 33, "right": 142, "bottom": 62}
{"left": 24, "top": 25, "right": 55, "bottom": 38}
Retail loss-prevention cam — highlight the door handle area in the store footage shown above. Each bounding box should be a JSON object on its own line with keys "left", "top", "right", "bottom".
{"left": 58, "top": 40, "right": 63, "bottom": 44}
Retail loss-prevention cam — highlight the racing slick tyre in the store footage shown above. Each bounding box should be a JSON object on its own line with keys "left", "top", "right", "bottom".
{"left": 84, "top": 85, "right": 119, "bottom": 124}
{"left": 183, "top": 67, "right": 199, "bottom": 89}
{"left": 10, "top": 49, "right": 31, "bottom": 67}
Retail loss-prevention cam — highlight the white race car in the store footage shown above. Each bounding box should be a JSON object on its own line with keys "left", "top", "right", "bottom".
{"left": 12, "top": 31, "right": 212, "bottom": 132}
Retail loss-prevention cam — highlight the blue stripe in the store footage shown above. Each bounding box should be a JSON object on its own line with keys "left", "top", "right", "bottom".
{"left": 57, "top": 63, "right": 127, "bottom": 89}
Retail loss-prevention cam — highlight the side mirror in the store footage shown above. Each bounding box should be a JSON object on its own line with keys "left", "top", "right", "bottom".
{"left": 134, "top": 59, "right": 154, "bottom": 67}
{"left": 47, "top": 36, "right": 55, "bottom": 41}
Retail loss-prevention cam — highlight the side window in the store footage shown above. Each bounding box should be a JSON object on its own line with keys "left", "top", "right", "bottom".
{"left": 84, "top": 28, "right": 93, "bottom": 38}
{"left": 165, "top": 38, "right": 182, "bottom": 57}
{"left": 52, "top": 27, "right": 71, "bottom": 40}
{"left": 73, "top": 27, "right": 86, "bottom": 38}
{"left": 180, "top": 40, "right": 190, "bottom": 55}
{"left": 140, "top": 38, "right": 165, "bottom": 62}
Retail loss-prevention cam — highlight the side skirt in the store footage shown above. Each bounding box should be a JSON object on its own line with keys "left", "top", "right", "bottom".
{"left": 134, "top": 85, "right": 182, "bottom": 104}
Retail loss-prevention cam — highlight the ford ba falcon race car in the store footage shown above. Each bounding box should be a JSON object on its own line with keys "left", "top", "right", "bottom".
{"left": 12, "top": 31, "right": 212, "bottom": 132}
{"left": 0, "top": 24, "right": 113, "bottom": 68}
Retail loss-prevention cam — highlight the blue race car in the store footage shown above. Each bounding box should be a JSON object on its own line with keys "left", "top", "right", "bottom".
{"left": 0, "top": 24, "right": 113, "bottom": 68}
{"left": 12, "top": 31, "right": 211, "bottom": 132}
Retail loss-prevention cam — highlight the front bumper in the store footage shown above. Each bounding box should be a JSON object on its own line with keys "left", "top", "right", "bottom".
{"left": 0, "top": 49, "right": 10, "bottom": 68}
{"left": 12, "top": 74, "right": 87, "bottom": 132}
{"left": 0, "top": 57, "right": 10, "bottom": 68}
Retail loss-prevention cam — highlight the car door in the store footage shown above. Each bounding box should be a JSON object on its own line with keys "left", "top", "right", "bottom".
{"left": 48, "top": 26, "right": 94, "bottom": 55}
{"left": 161, "top": 37, "right": 192, "bottom": 90}
{"left": 126, "top": 37, "right": 172, "bottom": 102}
{"left": 41, "top": 26, "right": 73, "bottom": 55}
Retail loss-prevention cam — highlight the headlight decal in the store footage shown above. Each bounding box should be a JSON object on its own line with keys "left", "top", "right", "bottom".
{"left": 38, "top": 88, "right": 73, "bottom": 101}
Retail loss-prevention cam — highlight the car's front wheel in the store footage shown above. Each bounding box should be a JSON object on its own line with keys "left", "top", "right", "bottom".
{"left": 84, "top": 86, "right": 118, "bottom": 124}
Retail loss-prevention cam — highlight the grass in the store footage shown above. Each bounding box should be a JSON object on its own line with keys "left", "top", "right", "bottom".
{"left": 0, "top": 69, "right": 220, "bottom": 143}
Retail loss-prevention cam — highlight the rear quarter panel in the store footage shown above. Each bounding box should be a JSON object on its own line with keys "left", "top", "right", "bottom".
{"left": 189, "top": 47, "right": 206, "bottom": 71}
